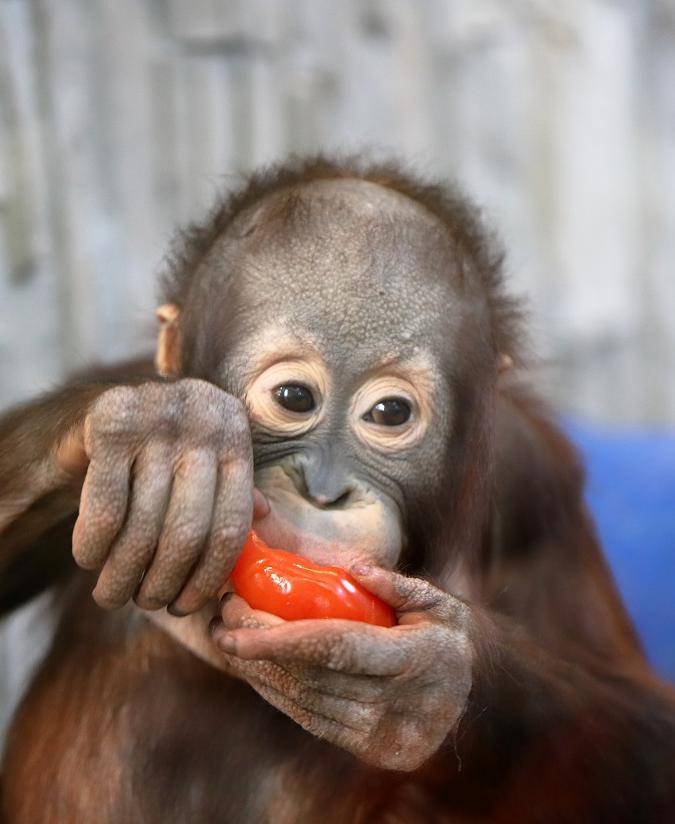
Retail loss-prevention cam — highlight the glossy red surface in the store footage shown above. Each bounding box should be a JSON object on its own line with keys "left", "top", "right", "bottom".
{"left": 230, "top": 531, "right": 396, "bottom": 627}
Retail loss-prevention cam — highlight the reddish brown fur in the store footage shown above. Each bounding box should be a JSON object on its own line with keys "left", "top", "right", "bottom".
{"left": 1, "top": 158, "right": 674, "bottom": 822}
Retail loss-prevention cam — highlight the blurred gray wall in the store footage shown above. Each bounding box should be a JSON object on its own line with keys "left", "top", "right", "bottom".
{"left": 2, "top": 0, "right": 675, "bottom": 423}
{"left": 1, "top": 0, "right": 674, "bottom": 743}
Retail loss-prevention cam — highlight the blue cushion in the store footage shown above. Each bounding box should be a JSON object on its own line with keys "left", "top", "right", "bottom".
{"left": 565, "top": 421, "right": 675, "bottom": 681}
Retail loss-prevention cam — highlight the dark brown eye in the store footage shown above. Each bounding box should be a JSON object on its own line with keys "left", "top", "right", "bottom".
{"left": 274, "top": 384, "right": 315, "bottom": 414}
{"left": 364, "top": 398, "right": 411, "bottom": 427}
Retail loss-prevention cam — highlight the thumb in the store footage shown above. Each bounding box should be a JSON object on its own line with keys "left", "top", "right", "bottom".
{"left": 350, "top": 565, "right": 446, "bottom": 620}
{"left": 54, "top": 423, "right": 89, "bottom": 478}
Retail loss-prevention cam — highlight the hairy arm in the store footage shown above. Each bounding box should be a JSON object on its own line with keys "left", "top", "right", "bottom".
{"left": 0, "top": 383, "right": 101, "bottom": 534}
{"left": 0, "top": 359, "right": 158, "bottom": 533}
{"left": 0, "top": 362, "right": 156, "bottom": 613}
{"left": 438, "top": 386, "right": 675, "bottom": 818}
{"left": 445, "top": 611, "right": 675, "bottom": 821}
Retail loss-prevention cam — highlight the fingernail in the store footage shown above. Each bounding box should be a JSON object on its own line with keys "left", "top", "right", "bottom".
{"left": 167, "top": 602, "right": 188, "bottom": 617}
{"left": 219, "top": 591, "right": 234, "bottom": 607}
{"left": 351, "top": 564, "right": 372, "bottom": 576}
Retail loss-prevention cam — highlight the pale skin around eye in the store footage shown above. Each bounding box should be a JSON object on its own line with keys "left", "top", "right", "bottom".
{"left": 245, "top": 357, "right": 432, "bottom": 452}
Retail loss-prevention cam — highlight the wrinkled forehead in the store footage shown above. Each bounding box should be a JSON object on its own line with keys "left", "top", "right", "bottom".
{"left": 215, "top": 179, "right": 463, "bottom": 369}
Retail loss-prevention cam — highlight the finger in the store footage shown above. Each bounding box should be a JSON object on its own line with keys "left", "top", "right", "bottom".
{"left": 135, "top": 449, "right": 217, "bottom": 610}
{"left": 285, "top": 664, "right": 386, "bottom": 704}
{"left": 246, "top": 676, "right": 369, "bottom": 750}
{"left": 171, "top": 456, "right": 252, "bottom": 614}
{"left": 92, "top": 444, "right": 173, "bottom": 608}
{"left": 349, "top": 565, "right": 459, "bottom": 623}
{"left": 217, "top": 592, "right": 284, "bottom": 630}
{"left": 211, "top": 608, "right": 385, "bottom": 702}
{"left": 248, "top": 672, "right": 376, "bottom": 734}
{"left": 217, "top": 648, "right": 375, "bottom": 736}
{"left": 213, "top": 620, "right": 414, "bottom": 676}
{"left": 72, "top": 455, "right": 132, "bottom": 571}
{"left": 54, "top": 425, "right": 89, "bottom": 478}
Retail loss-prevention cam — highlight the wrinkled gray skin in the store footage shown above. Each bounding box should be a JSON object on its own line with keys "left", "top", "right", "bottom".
{"left": 65, "top": 179, "right": 481, "bottom": 770}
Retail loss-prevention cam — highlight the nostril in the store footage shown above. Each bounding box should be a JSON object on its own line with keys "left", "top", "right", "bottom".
{"left": 312, "top": 488, "right": 353, "bottom": 509}
{"left": 332, "top": 488, "right": 353, "bottom": 508}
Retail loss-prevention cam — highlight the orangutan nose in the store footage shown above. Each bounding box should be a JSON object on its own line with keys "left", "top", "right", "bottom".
{"left": 296, "top": 450, "right": 355, "bottom": 509}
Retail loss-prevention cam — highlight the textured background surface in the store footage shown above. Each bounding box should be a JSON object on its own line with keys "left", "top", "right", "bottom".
{"left": 1, "top": 0, "right": 674, "bottom": 742}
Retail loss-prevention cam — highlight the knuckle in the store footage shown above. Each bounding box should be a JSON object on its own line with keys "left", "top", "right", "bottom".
{"left": 90, "top": 386, "right": 140, "bottom": 437}
{"left": 227, "top": 403, "right": 250, "bottom": 440}
{"left": 217, "top": 406, "right": 250, "bottom": 446}
{"left": 94, "top": 381, "right": 200, "bottom": 444}
{"left": 222, "top": 416, "right": 251, "bottom": 454}
{"left": 178, "top": 381, "right": 251, "bottom": 449}
{"left": 175, "top": 447, "right": 212, "bottom": 475}
{"left": 196, "top": 403, "right": 227, "bottom": 439}
{"left": 180, "top": 378, "right": 219, "bottom": 400}
{"left": 182, "top": 378, "right": 222, "bottom": 410}
{"left": 99, "top": 384, "right": 138, "bottom": 413}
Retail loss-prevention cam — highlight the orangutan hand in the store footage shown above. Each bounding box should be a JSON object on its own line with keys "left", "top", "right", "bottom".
{"left": 65, "top": 379, "right": 254, "bottom": 614}
{"left": 210, "top": 566, "right": 473, "bottom": 771}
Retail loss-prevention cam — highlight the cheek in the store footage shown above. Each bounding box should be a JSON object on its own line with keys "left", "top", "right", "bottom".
{"left": 253, "top": 465, "right": 404, "bottom": 570}
{"left": 385, "top": 443, "right": 447, "bottom": 503}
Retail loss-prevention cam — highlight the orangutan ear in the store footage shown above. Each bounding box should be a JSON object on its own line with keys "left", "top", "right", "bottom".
{"left": 155, "top": 303, "right": 181, "bottom": 377}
